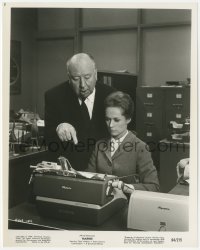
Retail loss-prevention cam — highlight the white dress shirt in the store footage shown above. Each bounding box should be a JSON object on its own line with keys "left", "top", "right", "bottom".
{"left": 78, "top": 88, "right": 96, "bottom": 119}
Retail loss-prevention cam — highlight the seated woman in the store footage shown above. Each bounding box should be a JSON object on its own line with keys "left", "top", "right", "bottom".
{"left": 86, "top": 91, "right": 160, "bottom": 193}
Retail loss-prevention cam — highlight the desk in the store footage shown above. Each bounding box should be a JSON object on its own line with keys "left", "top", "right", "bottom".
{"left": 8, "top": 184, "right": 188, "bottom": 231}
{"left": 169, "top": 183, "right": 189, "bottom": 196}
{"left": 159, "top": 139, "right": 190, "bottom": 193}
{"left": 9, "top": 202, "right": 128, "bottom": 231}
{"left": 9, "top": 149, "right": 48, "bottom": 208}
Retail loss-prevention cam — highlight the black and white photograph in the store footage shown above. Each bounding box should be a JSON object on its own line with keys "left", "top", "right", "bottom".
{"left": 2, "top": 1, "right": 198, "bottom": 248}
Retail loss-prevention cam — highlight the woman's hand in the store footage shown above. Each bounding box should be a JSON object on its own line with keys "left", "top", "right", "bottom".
{"left": 109, "top": 179, "right": 135, "bottom": 194}
{"left": 112, "top": 187, "right": 127, "bottom": 200}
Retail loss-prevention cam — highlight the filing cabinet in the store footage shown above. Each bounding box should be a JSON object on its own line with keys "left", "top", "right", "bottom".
{"left": 136, "top": 87, "right": 163, "bottom": 142}
{"left": 136, "top": 86, "right": 190, "bottom": 171}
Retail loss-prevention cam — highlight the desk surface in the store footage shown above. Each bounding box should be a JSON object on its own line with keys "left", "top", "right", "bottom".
{"left": 9, "top": 202, "right": 128, "bottom": 231}
{"left": 169, "top": 183, "right": 189, "bottom": 196}
{"left": 8, "top": 183, "right": 189, "bottom": 231}
{"left": 159, "top": 139, "right": 190, "bottom": 147}
{"left": 9, "top": 148, "right": 47, "bottom": 161}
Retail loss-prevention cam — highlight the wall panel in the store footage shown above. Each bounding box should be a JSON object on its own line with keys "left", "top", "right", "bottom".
{"left": 142, "top": 26, "right": 191, "bottom": 86}
{"left": 10, "top": 8, "right": 37, "bottom": 112}
{"left": 37, "top": 39, "right": 74, "bottom": 117}
{"left": 37, "top": 8, "right": 76, "bottom": 30}
{"left": 82, "top": 8, "right": 138, "bottom": 27}
{"left": 142, "top": 9, "right": 191, "bottom": 24}
{"left": 82, "top": 31, "right": 137, "bottom": 73}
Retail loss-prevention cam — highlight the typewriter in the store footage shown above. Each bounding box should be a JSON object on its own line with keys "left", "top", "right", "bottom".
{"left": 29, "top": 157, "right": 127, "bottom": 226}
{"left": 127, "top": 190, "right": 189, "bottom": 231}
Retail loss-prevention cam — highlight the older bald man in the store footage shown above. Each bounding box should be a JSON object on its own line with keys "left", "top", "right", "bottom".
{"left": 44, "top": 53, "right": 114, "bottom": 170}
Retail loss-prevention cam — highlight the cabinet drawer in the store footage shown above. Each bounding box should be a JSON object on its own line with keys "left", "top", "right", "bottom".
{"left": 136, "top": 107, "right": 163, "bottom": 132}
{"left": 165, "top": 88, "right": 190, "bottom": 109}
{"left": 165, "top": 110, "right": 186, "bottom": 124}
{"left": 137, "top": 88, "right": 162, "bottom": 107}
{"left": 143, "top": 106, "right": 163, "bottom": 124}
{"left": 137, "top": 124, "right": 162, "bottom": 143}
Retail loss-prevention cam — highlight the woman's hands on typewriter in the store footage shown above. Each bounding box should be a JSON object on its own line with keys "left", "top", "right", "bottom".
{"left": 106, "top": 179, "right": 135, "bottom": 197}
{"left": 112, "top": 186, "right": 127, "bottom": 200}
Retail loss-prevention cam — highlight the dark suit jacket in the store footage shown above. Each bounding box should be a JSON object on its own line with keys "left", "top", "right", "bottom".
{"left": 44, "top": 81, "right": 114, "bottom": 170}
{"left": 87, "top": 131, "right": 160, "bottom": 192}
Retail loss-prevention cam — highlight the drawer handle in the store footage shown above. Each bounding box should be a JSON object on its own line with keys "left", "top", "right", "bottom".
{"left": 172, "top": 104, "right": 183, "bottom": 107}
{"left": 144, "top": 122, "right": 154, "bottom": 126}
{"left": 144, "top": 102, "right": 154, "bottom": 106}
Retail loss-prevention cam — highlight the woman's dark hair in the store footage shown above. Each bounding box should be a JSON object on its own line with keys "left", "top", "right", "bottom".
{"left": 104, "top": 91, "right": 134, "bottom": 119}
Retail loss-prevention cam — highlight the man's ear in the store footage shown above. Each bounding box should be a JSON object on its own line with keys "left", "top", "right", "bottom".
{"left": 94, "top": 68, "right": 97, "bottom": 81}
{"left": 127, "top": 118, "right": 131, "bottom": 124}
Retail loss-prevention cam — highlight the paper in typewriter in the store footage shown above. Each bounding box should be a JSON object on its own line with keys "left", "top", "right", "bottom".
{"left": 2, "top": 1, "right": 198, "bottom": 248}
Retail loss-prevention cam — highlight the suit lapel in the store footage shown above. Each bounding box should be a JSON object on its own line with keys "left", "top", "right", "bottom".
{"left": 92, "top": 85, "right": 100, "bottom": 121}
{"left": 102, "top": 139, "right": 112, "bottom": 163}
{"left": 66, "top": 83, "right": 82, "bottom": 117}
